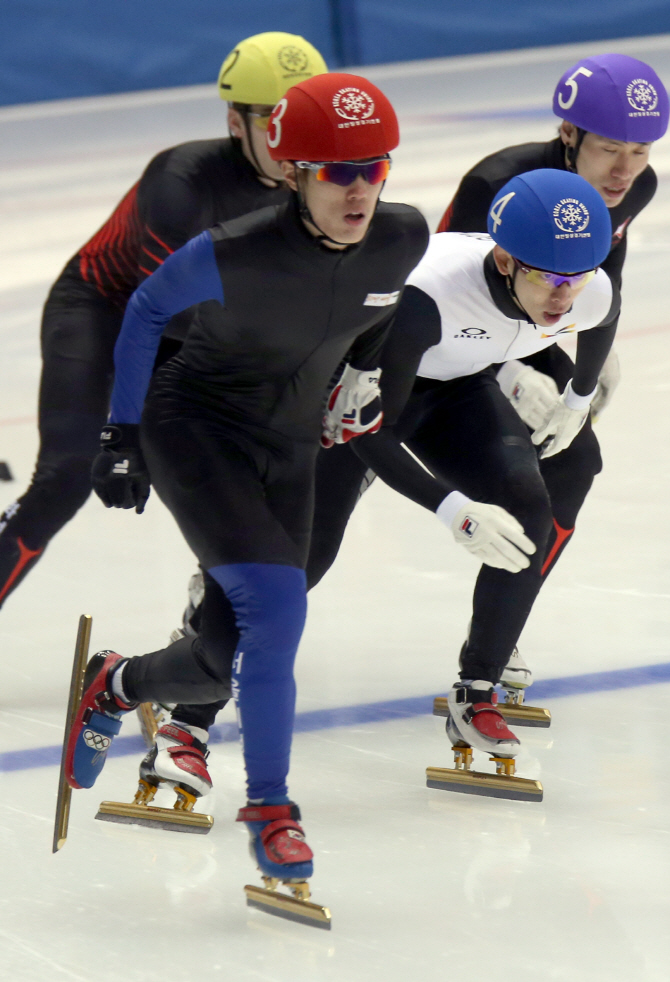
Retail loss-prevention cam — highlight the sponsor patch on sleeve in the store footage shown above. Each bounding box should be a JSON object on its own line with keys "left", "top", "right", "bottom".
{"left": 364, "top": 291, "right": 400, "bottom": 307}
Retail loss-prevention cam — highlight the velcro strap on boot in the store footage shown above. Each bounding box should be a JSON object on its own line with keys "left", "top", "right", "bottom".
{"left": 236, "top": 803, "right": 301, "bottom": 823}
{"left": 166, "top": 745, "right": 206, "bottom": 763}
{"left": 259, "top": 819, "right": 314, "bottom": 864}
{"left": 165, "top": 744, "right": 211, "bottom": 782}
{"left": 158, "top": 724, "right": 207, "bottom": 755}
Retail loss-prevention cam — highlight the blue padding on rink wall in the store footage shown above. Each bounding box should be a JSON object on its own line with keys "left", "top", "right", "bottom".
{"left": 2, "top": 0, "right": 670, "bottom": 107}
{"left": 0, "top": 0, "right": 337, "bottom": 107}
{"left": 3, "top": 659, "right": 670, "bottom": 773}
{"left": 354, "top": 0, "right": 670, "bottom": 64}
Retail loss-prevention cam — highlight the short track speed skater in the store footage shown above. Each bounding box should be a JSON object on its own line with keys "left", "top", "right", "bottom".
{"left": 427, "top": 681, "right": 543, "bottom": 803}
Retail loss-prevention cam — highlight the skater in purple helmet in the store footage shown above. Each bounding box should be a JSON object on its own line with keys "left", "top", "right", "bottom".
{"left": 434, "top": 53, "right": 668, "bottom": 701}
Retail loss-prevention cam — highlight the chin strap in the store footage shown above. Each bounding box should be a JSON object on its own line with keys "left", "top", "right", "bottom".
{"left": 239, "top": 110, "right": 281, "bottom": 186}
{"left": 505, "top": 269, "right": 537, "bottom": 328}
{"left": 565, "top": 127, "right": 586, "bottom": 172}
{"left": 294, "top": 178, "right": 351, "bottom": 247}
{"left": 294, "top": 171, "right": 385, "bottom": 248}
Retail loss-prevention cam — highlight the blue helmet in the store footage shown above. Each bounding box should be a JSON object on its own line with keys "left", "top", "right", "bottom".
{"left": 487, "top": 169, "right": 612, "bottom": 273}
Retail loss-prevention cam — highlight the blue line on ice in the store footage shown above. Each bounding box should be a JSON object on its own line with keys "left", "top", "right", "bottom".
{"left": 2, "top": 659, "right": 670, "bottom": 773}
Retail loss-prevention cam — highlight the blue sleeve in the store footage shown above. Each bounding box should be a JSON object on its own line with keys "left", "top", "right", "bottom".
{"left": 109, "top": 229, "right": 224, "bottom": 424}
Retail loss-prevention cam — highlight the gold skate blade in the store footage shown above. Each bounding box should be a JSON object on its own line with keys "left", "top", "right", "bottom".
{"left": 499, "top": 702, "right": 551, "bottom": 728}
{"left": 426, "top": 765, "right": 543, "bottom": 802}
{"left": 95, "top": 800, "right": 213, "bottom": 833}
{"left": 432, "top": 696, "right": 551, "bottom": 729}
{"left": 53, "top": 614, "right": 93, "bottom": 853}
{"left": 244, "top": 884, "right": 331, "bottom": 930}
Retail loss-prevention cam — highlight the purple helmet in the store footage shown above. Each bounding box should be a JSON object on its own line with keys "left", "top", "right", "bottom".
{"left": 553, "top": 53, "right": 669, "bottom": 143}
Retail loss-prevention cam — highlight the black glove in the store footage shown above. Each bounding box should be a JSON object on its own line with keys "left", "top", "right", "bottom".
{"left": 91, "top": 424, "right": 150, "bottom": 514}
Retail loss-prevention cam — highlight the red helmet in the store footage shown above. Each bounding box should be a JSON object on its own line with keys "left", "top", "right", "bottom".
{"left": 266, "top": 72, "right": 399, "bottom": 162}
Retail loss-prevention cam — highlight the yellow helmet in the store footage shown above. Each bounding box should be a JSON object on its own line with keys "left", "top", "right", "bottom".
{"left": 217, "top": 32, "right": 327, "bottom": 106}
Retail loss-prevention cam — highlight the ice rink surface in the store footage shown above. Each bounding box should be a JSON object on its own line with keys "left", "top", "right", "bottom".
{"left": 1, "top": 33, "right": 670, "bottom": 982}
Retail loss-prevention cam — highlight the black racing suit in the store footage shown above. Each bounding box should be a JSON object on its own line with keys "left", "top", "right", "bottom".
{"left": 308, "top": 254, "right": 620, "bottom": 683}
{"left": 0, "top": 138, "right": 287, "bottom": 608}
{"left": 108, "top": 198, "right": 429, "bottom": 798}
{"left": 434, "top": 135, "right": 656, "bottom": 573}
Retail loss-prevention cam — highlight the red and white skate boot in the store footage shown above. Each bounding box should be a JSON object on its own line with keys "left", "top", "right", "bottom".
{"left": 139, "top": 722, "right": 212, "bottom": 799}
{"left": 446, "top": 681, "right": 520, "bottom": 756}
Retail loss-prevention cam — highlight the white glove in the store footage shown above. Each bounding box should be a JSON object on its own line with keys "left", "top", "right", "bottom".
{"left": 321, "top": 364, "right": 382, "bottom": 448}
{"left": 531, "top": 380, "right": 594, "bottom": 458}
{"left": 590, "top": 348, "right": 621, "bottom": 424}
{"left": 496, "top": 360, "right": 560, "bottom": 430}
{"left": 437, "top": 491, "right": 536, "bottom": 573}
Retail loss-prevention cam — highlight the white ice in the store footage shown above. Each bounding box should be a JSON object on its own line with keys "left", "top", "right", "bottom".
{"left": 1, "top": 34, "right": 670, "bottom": 982}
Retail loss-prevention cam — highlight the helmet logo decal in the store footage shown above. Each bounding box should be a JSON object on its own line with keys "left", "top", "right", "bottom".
{"left": 332, "top": 87, "right": 380, "bottom": 129}
{"left": 278, "top": 46, "right": 309, "bottom": 74}
{"left": 627, "top": 78, "right": 660, "bottom": 117}
{"left": 553, "top": 198, "right": 591, "bottom": 239}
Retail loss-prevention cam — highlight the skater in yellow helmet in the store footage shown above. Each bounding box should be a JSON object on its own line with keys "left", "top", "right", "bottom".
{"left": 218, "top": 32, "right": 327, "bottom": 182}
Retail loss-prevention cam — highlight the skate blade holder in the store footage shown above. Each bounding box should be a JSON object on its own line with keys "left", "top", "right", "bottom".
{"left": 136, "top": 701, "right": 167, "bottom": 749}
{"left": 427, "top": 745, "right": 543, "bottom": 803}
{"left": 433, "top": 694, "right": 551, "bottom": 729}
{"left": 244, "top": 877, "right": 331, "bottom": 930}
{"left": 96, "top": 779, "right": 213, "bottom": 834}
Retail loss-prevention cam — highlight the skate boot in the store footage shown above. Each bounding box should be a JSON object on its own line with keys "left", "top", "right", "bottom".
{"left": 500, "top": 646, "right": 532, "bottom": 690}
{"left": 140, "top": 722, "right": 212, "bottom": 798}
{"left": 65, "top": 650, "right": 136, "bottom": 789}
{"left": 96, "top": 722, "right": 214, "bottom": 834}
{"left": 434, "top": 642, "right": 551, "bottom": 729}
{"left": 427, "top": 681, "right": 543, "bottom": 802}
{"left": 499, "top": 648, "right": 551, "bottom": 729}
{"left": 237, "top": 802, "right": 331, "bottom": 929}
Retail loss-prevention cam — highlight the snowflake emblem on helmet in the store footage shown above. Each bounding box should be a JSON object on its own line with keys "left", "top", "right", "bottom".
{"left": 278, "top": 46, "right": 309, "bottom": 74}
{"left": 627, "top": 78, "right": 658, "bottom": 113}
{"left": 332, "top": 86, "right": 375, "bottom": 122}
{"left": 553, "top": 198, "right": 590, "bottom": 234}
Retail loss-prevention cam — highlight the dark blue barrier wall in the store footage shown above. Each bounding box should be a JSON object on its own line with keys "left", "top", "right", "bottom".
{"left": 0, "top": 0, "right": 336, "bottom": 106}
{"left": 354, "top": 0, "right": 670, "bottom": 64}
{"left": 1, "top": 0, "right": 670, "bottom": 107}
